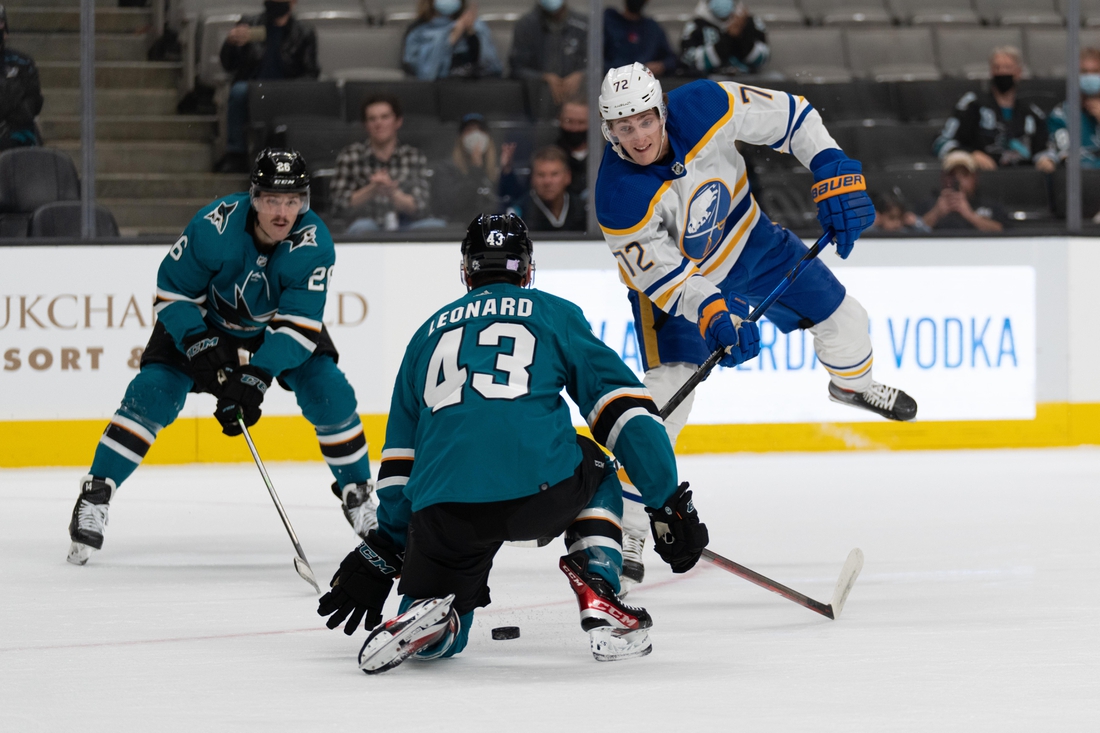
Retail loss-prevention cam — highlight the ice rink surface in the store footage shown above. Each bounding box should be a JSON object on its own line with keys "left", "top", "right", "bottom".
{"left": 2, "top": 448, "right": 1098, "bottom": 732}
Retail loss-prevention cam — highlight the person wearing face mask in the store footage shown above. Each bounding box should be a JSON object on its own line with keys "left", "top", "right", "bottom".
{"left": 500, "top": 99, "right": 591, "bottom": 209}
{"left": 0, "top": 4, "right": 44, "bottom": 152}
{"left": 680, "top": 1, "right": 769, "bottom": 77}
{"left": 403, "top": 0, "right": 503, "bottom": 80}
{"left": 510, "top": 0, "right": 588, "bottom": 107}
{"left": 1048, "top": 48, "right": 1100, "bottom": 171}
{"left": 933, "top": 46, "right": 1056, "bottom": 174}
{"left": 216, "top": 0, "right": 318, "bottom": 173}
{"left": 603, "top": 0, "right": 678, "bottom": 77}
{"left": 431, "top": 114, "right": 503, "bottom": 224}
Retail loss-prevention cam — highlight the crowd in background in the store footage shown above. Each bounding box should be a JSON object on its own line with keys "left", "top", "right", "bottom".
{"left": 1, "top": 0, "right": 1098, "bottom": 238}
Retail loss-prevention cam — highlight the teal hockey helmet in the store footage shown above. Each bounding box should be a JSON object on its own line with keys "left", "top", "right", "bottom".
{"left": 461, "top": 213, "right": 534, "bottom": 288}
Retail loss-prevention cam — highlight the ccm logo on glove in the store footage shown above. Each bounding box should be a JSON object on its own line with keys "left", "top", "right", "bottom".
{"left": 811, "top": 174, "right": 866, "bottom": 203}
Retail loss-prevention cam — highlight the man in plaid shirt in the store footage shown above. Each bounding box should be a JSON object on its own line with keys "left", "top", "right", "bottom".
{"left": 330, "top": 93, "right": 443, "bottom": 234}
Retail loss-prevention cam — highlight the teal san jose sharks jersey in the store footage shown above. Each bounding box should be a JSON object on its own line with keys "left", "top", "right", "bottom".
{"left": 153, "top": 193, "right": 335, "bottom": 378}
{"left": 375, "top": 282, "right": 679, "bottom": 546}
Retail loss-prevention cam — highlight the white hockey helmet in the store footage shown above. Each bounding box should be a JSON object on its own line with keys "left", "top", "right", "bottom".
{"left": 599, "top": 62, "right": 667, "bottom": 161}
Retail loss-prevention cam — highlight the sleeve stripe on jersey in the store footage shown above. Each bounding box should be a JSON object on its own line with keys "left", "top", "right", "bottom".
{"left": 603, "top": 407, "right": 663, "bottom": 453}
{"left": 769, "top": 93, "right": 797, "bottom": 151}
{"left": 643, "top": 258, "right": 692, "bottom": 298}
{"left": 684, "top": 86, "right": 735, "bottom": 165}
{"left": 271, "top": 313, "right": 323, "bottom": 332}
{"left": 598, "top": 179, "right": 673, "bottom": 237}
{"left": 586, "top": 387, "right": 654, "bottom": 427}
{"left": 789, "top": 102, "right": 813, "bottom": 141}
{"left": 381, "top": 448, "right": 416, "bottom": 460}
{"left": 266, "top": 325, "right": 318, "bottom": 353}
{"left": 155, "top": 287, "right": 206, "bottom": 305}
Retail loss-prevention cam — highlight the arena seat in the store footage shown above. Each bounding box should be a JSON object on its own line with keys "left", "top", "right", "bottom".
{"left": 795, "top": 79, "right": 899, "bottom": 122}
{"left": 936, "top": 27, "right": 1024, "bottom": 80}
{"left": 344, "top": 79, "right": 440, "bottom": 122}
{"left": 846, "top": 28, "right": 941, "bottom": 82}
{"left": 766, "top": 28, "right": 852, "bottom": 82}
{"left": 483, "top": 15, "right": 518, "bottom": 73}
{"left": 1026, "top": 28, "right": 1100, "bottom": 78}
{"left": 317, "top": 26, "right": 406, "bottom": 81}
{"left": 198, "top": 12, "right": 246, "bottom": 87}
{"left": 747, "top": 0, "right": 807, "bottom": 27}
{"left": 1052, "top": 170, "right": 1100, "bottom": 219}
{"left": 888, "top": 0, "right": 980, "bottom": 25}
{"left": 437, "top": 79, "right": 528, "bottom": 121}
{"left": 872, "top": 168, "right": 942, "bottom": 209}
{"left": 248, "top": 80, "right": 342, "bottom": 128}
{"left": 801, "top": 0, "right": 894, "bottom": 26}
{"left": 29, "top": 203, "right": 120, "bottom": 238}
{"left": 1058, "top": 0, "right": 1100, "bottom": 26}
{"left": 841, "top": 120, "right": 941, "bottom": 168}
{"left": 973, "top": 0, "right": 1063, "bottom": 26}
{"left": 894, "top": 78, "right": 979, "bottom": 122}
{"left": 0, "top": 148, "right": 81, "bottom": 238}
{"left": 979, "top": 169, "right": 1053, "bottom": 221}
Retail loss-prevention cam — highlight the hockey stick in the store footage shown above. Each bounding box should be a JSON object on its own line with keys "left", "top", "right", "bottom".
{"left": 238, "top": 414, "right": 322, "bottom": 594}
{"left": 701, "top": 547, "right": 864, "bottom": 620}
{"left": 658, "top": 229, "right": 835, "bottom": 420}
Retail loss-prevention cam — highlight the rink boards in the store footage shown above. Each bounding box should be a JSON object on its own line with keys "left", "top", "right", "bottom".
{"left": 1, "top": 236, "right": 1098, "bottom": 466}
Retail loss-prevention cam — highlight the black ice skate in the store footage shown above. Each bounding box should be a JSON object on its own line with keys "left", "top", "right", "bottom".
{"left": 67, "top": 475, "right": 116, "bottom": 566}
{"left": 358, "top": 594, "right": 459, "bottom": 675}
{"left": 828, "top": 381, "right": 917, "bottom": 422}
{"left": 332, "top": 480, "right": 378, "bottom": 541}
{"left": 560, "top": 551, "right": 653, "bottom": 661}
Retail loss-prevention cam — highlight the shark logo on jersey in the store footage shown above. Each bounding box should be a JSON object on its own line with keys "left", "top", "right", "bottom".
{"left": 209, "top": 276, "right": 277, "bottom": 331}
{"left": 681, "top": 180, "right": 732, "bottom": 262}
{"left": 203, "top": 201, "right": 239, "bottom": 235}
{"left": 286, "top": 225, "right": 318, "bottom": 252}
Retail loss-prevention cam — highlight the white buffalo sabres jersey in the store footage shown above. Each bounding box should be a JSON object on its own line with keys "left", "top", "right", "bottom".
{"left": 595, "top": 79, "right": 840, "bottom": 323}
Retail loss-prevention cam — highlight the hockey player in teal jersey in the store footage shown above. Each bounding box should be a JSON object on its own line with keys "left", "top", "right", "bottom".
{"left": 316, "top": 214, "right": 709, "bottom": 673}
{"left": 67, "top": 150, "right": 376, "bottom": 566}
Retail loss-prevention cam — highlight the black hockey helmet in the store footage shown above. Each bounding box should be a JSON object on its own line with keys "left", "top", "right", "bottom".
{"left": 250, "top": 148, "right": 311, "bottom": 213}
{"left": 460, "top": 213, "right": 534, "bottom": 288}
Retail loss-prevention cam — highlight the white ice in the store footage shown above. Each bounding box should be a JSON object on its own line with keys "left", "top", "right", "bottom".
{"left": 1, "top": 449, "right": 1098, "bottom": 732}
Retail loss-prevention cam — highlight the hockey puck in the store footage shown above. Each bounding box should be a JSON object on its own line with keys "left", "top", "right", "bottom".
{"left": 491, "top": 626, "right": 520, "bottom": 640}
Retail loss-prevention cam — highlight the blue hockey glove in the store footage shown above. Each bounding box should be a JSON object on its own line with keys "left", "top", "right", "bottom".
{"left": 318, "top": 530, "right": 403, "bottom": 635}
{"left": 699, "top": 293, "right": 761, "bottom": 369}
{"left": 214, "top": 364, "right": 271, "bottom": 435}
{"left": 646, "top": 482, "right": 709, "bottom": 573}
{"left": 810, "top": 152, "right": 875, "bottom": 258}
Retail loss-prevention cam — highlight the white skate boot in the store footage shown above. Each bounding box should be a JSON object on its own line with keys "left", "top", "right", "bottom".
{"left": 333, "top": 480, "right": 378, "bottom": 541}
{"left": 67, "top": 475, "right": 116, "bottom": 565}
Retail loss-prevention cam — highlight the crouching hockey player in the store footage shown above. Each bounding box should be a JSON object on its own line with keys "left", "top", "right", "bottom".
{"left": 593, "top": 63, "right": 918, "bottom": 592}
{"left": 67, "top": 149, "right": 377, "bottom": 566}
{"left": 316, "top": 214, "right": 709, "bottom": 673}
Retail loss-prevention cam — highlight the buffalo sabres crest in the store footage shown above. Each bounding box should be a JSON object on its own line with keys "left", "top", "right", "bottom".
{"left": 204, "top": 200, "right": 238, "bottom": 235}
{"left": 680, "top": 181, "right": 732, "bottom": 262}
{"left": 286, "top": 225, "right": 319, "bottom": 252}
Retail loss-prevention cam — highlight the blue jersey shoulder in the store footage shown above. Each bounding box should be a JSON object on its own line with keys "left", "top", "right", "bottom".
{"left": 595, "top": 145, "right": 669, "bottom": 232}
{"left": 665, "top": 79, "right": 733, "bottom": 156}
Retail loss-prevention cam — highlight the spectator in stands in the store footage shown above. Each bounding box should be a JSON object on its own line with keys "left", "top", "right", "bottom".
{"left": 500, "top": 99, "right": 590, "bottom": 208}
{"left": 330, "top": 94, "right": 440, "bottom": 235}
{"left": 403, "top": 0, "right": 503, "bottom": 80}
{"left": 680, "top": 1, "right": 769, "bottom": 77}
{"left": 510, "top": 1, "right": 588, "bottom": 106}
{"left": 432, "top": 113, "right": 502, "bottom": 224}
{"left": 867, "top": 190, "right": 929, "bottom": 234}
{"left": 508, "top": 146, "right": 587, "bottom": 232}
{"left": 917, "top": 151, "right": 1008, "bottom": 233}
{"left": 604, "top": 0, "right": 677, "bottom": 77}
{"left": 1048, "top": 48, "right": 1100, "bottom": 170}
{"left": 216, "top": 0, "right": 319, "bottom": 173}
{"left": 0, "top": 5, "right": 43, "bottom": 151}
{"left": 933, "top": 46, "right": 1056, "bottom": 175}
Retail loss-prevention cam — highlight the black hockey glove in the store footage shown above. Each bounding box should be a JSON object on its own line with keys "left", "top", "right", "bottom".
{"left": 182, "top": 330, "right": 237, "bottom": 394}
{"left": 214, "top": 364, "right": 271, "bottom": 436}
{"left": 318, "top": 530, "right": 404, "bottom": 635}
{"left": 646, "top": 482, "right": 709, "bottom": 574}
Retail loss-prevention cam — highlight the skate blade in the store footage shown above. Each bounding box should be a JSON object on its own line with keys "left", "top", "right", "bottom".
{"left": 66, "top": 541, "right": 95, "bottom": 566}
{"left": 358, "top": 594, "right": 455, "bottom": 674}
{"left": 589, "top": 627, "right": 652, "bottom": 662}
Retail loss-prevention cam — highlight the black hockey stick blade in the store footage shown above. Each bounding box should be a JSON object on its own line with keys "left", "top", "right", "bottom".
{"left": 659, "top": 229, "right": 834, "bottom": 420}
{"left": 701, "top": 546, "right": 864, "bottom": 620}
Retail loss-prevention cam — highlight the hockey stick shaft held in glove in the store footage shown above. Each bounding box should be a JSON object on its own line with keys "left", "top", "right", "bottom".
{"left": 658, "top": 229, "right": 834, "bottom": 420}
{"left": 238, "top": 413, "right": 321, "bottom": 594}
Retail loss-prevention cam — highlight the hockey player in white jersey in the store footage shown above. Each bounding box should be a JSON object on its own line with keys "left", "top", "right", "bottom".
{"left": 595, "top": 63, "right": 917, "bottom": 591}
